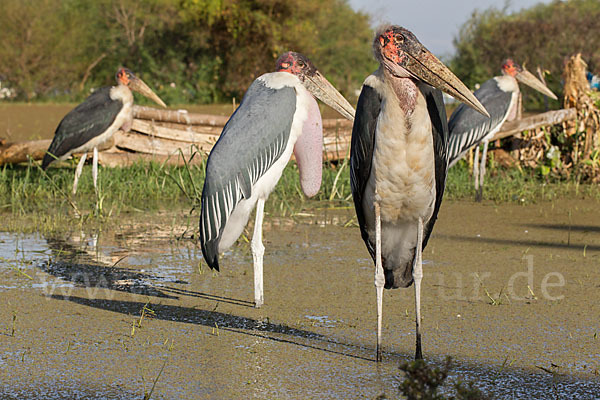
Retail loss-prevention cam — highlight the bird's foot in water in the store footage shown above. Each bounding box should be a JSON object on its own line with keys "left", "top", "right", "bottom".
{"left": 475, "top": 188, "right": 483, "bottom": 202}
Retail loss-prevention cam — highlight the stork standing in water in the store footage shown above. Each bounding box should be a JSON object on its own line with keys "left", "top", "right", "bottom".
{"left": 350, "top": 25, "right": 489, "bottom": 360}
{"left": 200, "top": 52, "right": 355, "bottom": 308}
{"left": 42, "top": 68, "right": 166, "bottom": 194}
{"left": 447, "top": 59, "right": 557, "bottom": 201}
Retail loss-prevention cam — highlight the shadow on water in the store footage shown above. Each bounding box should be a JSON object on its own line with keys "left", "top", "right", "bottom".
{"left": 48, "top": 293, "right": 600, "bottom": 398}
{"left": 41, "top": 237, "right": 179, "bottom": 299}
{"left": 526, "top": 223, "right": 600, "bottom": 233}
{"left": 6, "top": 220, "right": 599, "bottom": 398}
{"left": 440, "top": 234, "right": 600, "bottom": 251}
{"left": 48, "top": 294, "right": 374, "bottom": 362}
{"left": 0, "top": 385, "right": 140, "bottom": 400}
{"left": 40, "top": 236, "right": 255, "bottom": 307}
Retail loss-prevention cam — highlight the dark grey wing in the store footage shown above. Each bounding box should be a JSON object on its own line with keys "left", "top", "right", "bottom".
{"left": 200, "top": 78, "right": 296, "bottom": 270}
{"left": 447, "top": 78, "right": 513, "bottom": 166}
{"left": 350, "top": 84, "right": 382, "bottom": 262}
{"left": 42, "top": 87, "right": 123, "bottom": 169}
{"left": 417, "top": 82, "right": 449, "bottom": 249}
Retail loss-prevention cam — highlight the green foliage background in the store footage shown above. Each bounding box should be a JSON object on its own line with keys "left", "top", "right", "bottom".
{"left": 2, "top": 0, "right": 600, "bottom": 108}
{"left": 0, "top": 0, "right": 376, "bottom": 103}
{"left": 450, "top": 0, "right": 600, "bottom": 110}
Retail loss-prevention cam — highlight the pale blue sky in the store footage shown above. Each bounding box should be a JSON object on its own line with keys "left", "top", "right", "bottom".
{"left": 347, "top": 0, "right": 552, "bottom": 57}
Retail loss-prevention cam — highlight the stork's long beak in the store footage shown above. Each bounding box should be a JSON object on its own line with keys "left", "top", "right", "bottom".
{"left": 401, "top": 48, "right": 490, "bottom": 118}
{"left": 515, "top": 70, "right": 558, "bottom": 100}
{"left": 302, "top": 71, "right": 356, "bottom": 121}
{"left": 129, "top": 77, "right": 167, "bottom": 108}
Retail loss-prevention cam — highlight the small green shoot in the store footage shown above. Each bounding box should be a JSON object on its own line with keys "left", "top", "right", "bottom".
{"left": 475, "top": 273, "right": 507, "bottom": 306}
{"left": 10, "top": 265, "right": 33, "bottom": 280}
{"left": 527, "top": 285, "right": 537, "bottom": 300}
{"left": 138, "top": 300, "right": 156, "bottom": 328}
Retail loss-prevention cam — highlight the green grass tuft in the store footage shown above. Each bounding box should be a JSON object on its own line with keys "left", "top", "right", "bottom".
{"left": 1, "top": 158, "right": 599, "bottom": 225}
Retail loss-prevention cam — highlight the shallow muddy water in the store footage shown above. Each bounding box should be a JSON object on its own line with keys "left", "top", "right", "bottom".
{"left": 0, "top": 199, "right": 599, "bottom": 399}
{"left": 0, "top": 103, "right": 234, "bottom": 142}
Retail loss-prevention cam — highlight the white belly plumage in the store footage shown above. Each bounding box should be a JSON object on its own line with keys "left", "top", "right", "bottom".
{"left": 361, "top": 75, "right": 436, "bottom": 281}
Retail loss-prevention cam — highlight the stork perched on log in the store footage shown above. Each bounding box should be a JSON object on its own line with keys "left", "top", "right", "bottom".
{"left": 200, "top": 52, "right": 355, "bottom": 308}
{"left": 350, "top": 25, "right": 489, "bottom": 361}
{"left": 447, "top": 59, "right": 557, "bottom": 201}
{"left": 42, "top": 68, "right": 166, "bottom": 194}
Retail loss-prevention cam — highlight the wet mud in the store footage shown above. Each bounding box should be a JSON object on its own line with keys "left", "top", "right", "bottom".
{"left": 0, "top": 198, "right": 599, "bottom": 399}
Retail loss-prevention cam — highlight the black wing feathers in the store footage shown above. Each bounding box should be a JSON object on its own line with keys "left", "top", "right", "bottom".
{"left": 42, "top": 87, "right": 123, "bottom": 169}
{"left": 416, "top": 82, "right": 450, "bottom": 249}
{"left": 350, "top": 84, "right": 382, "bottom": 261}
{"left": 447, "top": 78, "right": 512, "bottom": 165}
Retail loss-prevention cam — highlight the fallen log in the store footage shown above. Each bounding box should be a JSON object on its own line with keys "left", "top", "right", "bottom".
{"left": 0, "top": 139, "right": 51, "bottom": 165}
{"left": 133, "top": 105, "right": 229, "bottom": 126}
{"left": 116, "top": 131, "right": 212, "bottom": 156}
{"left": 1, "top": 105, "right": 577, "bottom": 167}
{"left": 97, "top": 151, "right": 205, "bottom": 168}
{"left": 150, "top": 120, "right": 223, "bottom": 135}
{"left": 493, "top": 108, "right": 576, "bottom": 141}
{"left": 0, "top": 136, "right": 117, "bottom": 166}
{"left": 131, "top": 119, "right": 220, "bottom": 144}
{"left": 322, "top": 119, "right": 352, "bottom": 130}
{"left": 98, "top": 145, "right": 350, "bottom": 167}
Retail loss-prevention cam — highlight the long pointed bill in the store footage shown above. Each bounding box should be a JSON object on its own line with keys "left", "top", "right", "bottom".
{"left": 516, "top": 70, "right": 558, "bottom": 100}
{"left": 402, "top": 49, "right": 490, "bottom": 118}
{"left": 302, "top": 71, "right": 355, "bottom": 121}
{"left": 129, "top": 77, "right": 167, "bottom": 108}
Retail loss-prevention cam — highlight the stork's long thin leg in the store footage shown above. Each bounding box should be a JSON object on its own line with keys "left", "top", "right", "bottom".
{"left": 413, "top": 217, "right": 424, "bottom": 360}
{"left": 478, "top": 140, "right": 489, "bottom": 201}
{"left": 92, "top": 147, "right": 99, "bottom": 193}
{"left": 252, "top": 198, "right": 266, "bottom": 308}
{"left": 72, "top": 153, "right": 87, "bottom": 195}
{"left": 473, "top": 145, "right": 481, "bottom": 202}
{"left": 374, "top": 200, "right": 384, "bottom": 362}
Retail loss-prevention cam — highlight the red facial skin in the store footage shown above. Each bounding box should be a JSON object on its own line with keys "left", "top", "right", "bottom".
{"left": 380, "top": 30, "right": 400, "bottom": 63}
{"left": 276, "top": 52, "right": 302, "bottom": 75}
{"left": 502, "top": 59, "right": 521, "bottom": 77}
{"left": 117, "top": 69, "right": 130, "bottom": 85}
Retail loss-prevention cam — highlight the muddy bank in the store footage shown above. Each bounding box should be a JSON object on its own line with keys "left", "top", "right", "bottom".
{"left": 0, "top": 198, "right": 599, "bottom": 399}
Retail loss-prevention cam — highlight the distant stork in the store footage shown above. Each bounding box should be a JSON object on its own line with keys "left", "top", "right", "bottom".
{"left": 447, "top": 59, "right": 557, "bottom": 200}
{"left": 42, "top": 68, "right": 166, "bottom": 194}
{"left": 200, "top": 52, "right": 355, "bottom": 308}
{"left": 350, "top": 25, "right": 488, "bottom": 361}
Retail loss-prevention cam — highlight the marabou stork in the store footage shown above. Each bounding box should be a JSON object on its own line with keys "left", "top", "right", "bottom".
{"left": 447, "top": 59, "right": 557, "bottom": 201}
{"left": 350, "top": 25, "right": 489, "bottom": 361}
{"left": 42, "top": 68, "right": 166, "bottom": 194}
{"left": 200, "top": 52, "right": 355, "bottom": 308}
